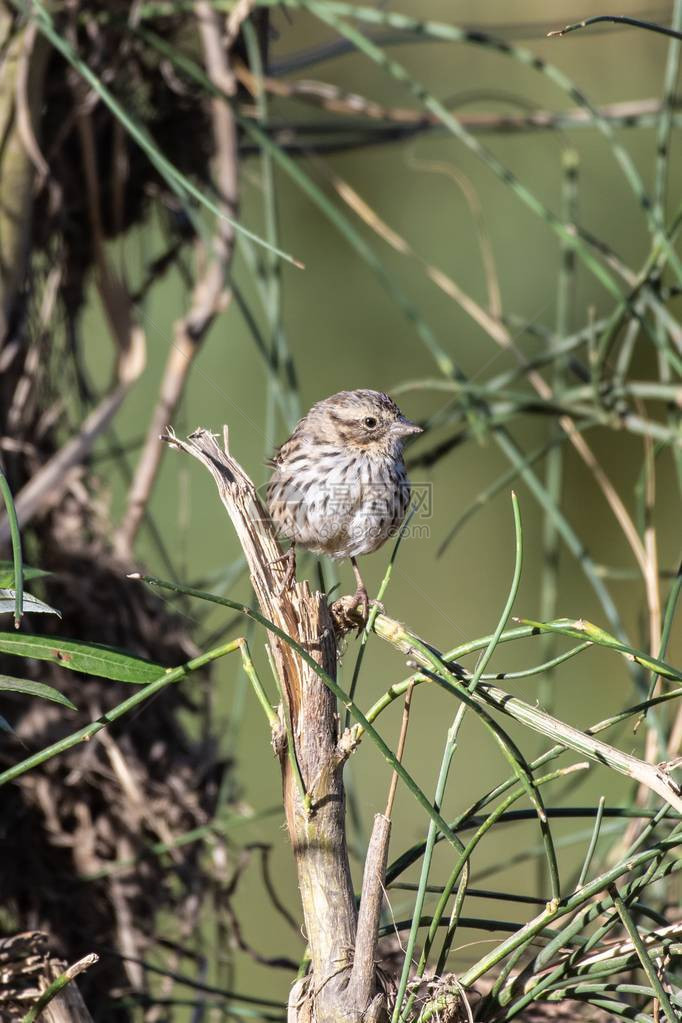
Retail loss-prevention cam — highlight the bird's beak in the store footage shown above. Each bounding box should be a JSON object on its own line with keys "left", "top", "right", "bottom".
{"left": 393, "top": 415, "right": 423, "bottom": 438}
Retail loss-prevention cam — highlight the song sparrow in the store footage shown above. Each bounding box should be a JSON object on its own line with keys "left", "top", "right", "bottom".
{"left": 266, "top": 389, "right": 422, "bottom": 621}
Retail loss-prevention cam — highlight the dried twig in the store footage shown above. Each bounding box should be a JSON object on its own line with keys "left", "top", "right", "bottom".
{"left": 0, "top": 10, "right": 49, "bottom": 338}
{"left": 329, "top": 171, "right": 660, "bottom": 645}
{"left": 0, "top": 384, "right": 129, "bottom": 542}
{"left": 23, "top": 953, "right": 98, "bottom": 1023}
{"left": 0, "top": 931, "right": 95, "bottom": 1023}
{"left": 548, "top": 15, "right": 682, "bottom": 41}
{"left": 385, "top": 681, "right": 415, "bottom": 820}
{"left": 69, "top": 72, "right": 146, "bottom": 385}
{"left": 14, "top": 21, "right": 48, "bottom": 183}
{"left": 348, "top": 813, "right": 393, "bottom": 1018}
{"left": 236, "top": 63, "right": 679, "bottom": 135}
{"left": 116, "top": 1, "right": 240, "bottom": 555}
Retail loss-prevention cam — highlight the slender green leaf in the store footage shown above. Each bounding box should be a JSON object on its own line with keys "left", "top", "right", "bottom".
{"left": 0, "top": 633, "right": 164, "bottom": 683}
{"left": 0, "top": 639, "right": 242, "bottom": 786}
{"left": 519, "top": 617, "right": 682, "bottom": 681}
{"left": 0, "top": 590, "right": 60, "bottom": 618}
{"left": 0, "top": 675, "right": 77, "bottom": 711}
{"left": 0, "top": 469, "right": 23, "bottom": 628}
{"left": 131, "top": 573, "right": 470, "bottom": 854}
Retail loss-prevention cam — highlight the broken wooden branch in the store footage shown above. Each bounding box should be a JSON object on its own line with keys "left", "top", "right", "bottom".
{"left": 165, "top": 427, "right": 390, "bottom": 1023}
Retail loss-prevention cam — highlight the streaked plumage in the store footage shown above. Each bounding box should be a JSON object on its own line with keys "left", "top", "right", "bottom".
{"left": 267, "top": 389, "right": 422, "bottom": 620}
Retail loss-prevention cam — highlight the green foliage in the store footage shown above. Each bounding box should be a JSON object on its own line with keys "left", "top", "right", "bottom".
{"left": 0, "top": 632, "right": 163, "bottom": 683}
{"left": 0, "top": 591, "right": 60, "bottom": 618}
{"left": 0, "top": 562, "right": 50, "bottom": 587}
{"left": 3, "top": 1, "right": 682, "bottom": 1021}
{"left": 0, "top": 675, "right": 76, "bottom": 711}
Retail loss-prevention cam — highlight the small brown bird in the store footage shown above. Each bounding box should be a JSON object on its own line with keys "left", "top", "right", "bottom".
{"left": 267, "top": 389, "right": 422, "bottom": 620}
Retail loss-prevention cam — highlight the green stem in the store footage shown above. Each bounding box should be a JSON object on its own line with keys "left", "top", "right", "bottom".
{"left": 432, "top": 764, "right": 584, "bottom": 984}
{"left": 0, "top": 468, "right": 23, "bottom": 629}
{"left": 576, "top": 795, "right": 606, "bottom": 889}
{"left": 238, "top": 637, "right": 278, "bottom": 728}
{"left": 264, "top": 644, "right": 310, "bottom": 814}
{"left": 398, "top": 493, "right": 541, "bottom": 1021}
{"left": 610, "top": 884, "right": 678, "bottom": 1022}
{"left": 0, "top": 638, "right": 246, "bottom": 786}
{"left": 129, "top": 575, "right": 468, "bottom": 854}
{"left": 346, "top": 506, "right": 412, "bottom": 730}
{"left": 391, "top": 711, "right": 467, "bottom": 1023}
{"left": 385, "top": 683, "right": 682, "bottom": 887}
{"left": 21, "top": 955, "right": 99, "bottom": 1023}
{"left": 458, "top": 837, "right": 682, "bottom": 987}
{"left": 364, "top": 641, "right": 592, "bottom": 727}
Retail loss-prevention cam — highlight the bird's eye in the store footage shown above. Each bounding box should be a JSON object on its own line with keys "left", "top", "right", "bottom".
{"left": 363, "top": 416, "right": 377, "bottom": 429}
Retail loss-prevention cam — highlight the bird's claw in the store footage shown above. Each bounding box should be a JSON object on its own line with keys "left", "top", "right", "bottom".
{"left": 349, "top": 584, "right": 369, "bottom": 627}
{"left": 330, "top": 591, "right": 383, "bottom": 637}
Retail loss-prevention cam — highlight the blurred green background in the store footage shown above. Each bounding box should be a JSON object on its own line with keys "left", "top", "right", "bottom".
{"left": 79, "top": 0, "right": 682, "bottom": 1002}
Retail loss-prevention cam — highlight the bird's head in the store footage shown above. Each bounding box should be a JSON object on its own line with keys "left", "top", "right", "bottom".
{"left": 307, "top": 389, "right": 422, "bottom": 454}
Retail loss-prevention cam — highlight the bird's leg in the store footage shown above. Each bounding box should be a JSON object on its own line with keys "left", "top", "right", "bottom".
{"left": 269, "top": 544, "right": 296, "bottom": 594}
{"left": 348, "top": 556, "right": 369, "bottom": 624}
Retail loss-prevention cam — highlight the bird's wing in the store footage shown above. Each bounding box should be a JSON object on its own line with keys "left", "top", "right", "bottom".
{"left": 264, "top": 431, "right": 298, "bottom": 469}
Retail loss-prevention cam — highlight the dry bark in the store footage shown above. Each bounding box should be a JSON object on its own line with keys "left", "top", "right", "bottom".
{"left": 0, "top": 5, "right": 49, "bottom": 339}
{"left": 0, "top": 932, "right": 95, "bottom": 1022}
{"left": 166, "top": 428, "right": 391, "bottom": 1023}
{"left": 115, "top": 0, "right": 241, "bottom": 556}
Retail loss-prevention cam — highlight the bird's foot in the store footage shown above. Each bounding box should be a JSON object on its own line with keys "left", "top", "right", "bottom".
{"left": 349, "top": 583, "right": 369, "bottom": 625}
{"left": 269, "top": 547, "right": 296, "bottom": 595}
{"left": 330, "top": 589, "right": 384, "bottom": 637}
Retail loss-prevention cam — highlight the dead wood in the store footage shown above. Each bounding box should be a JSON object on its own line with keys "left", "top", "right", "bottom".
{"left": 0, "top": 931, "right": 95, "bottom": 1022}
{"left": 166, "top": 427, "right": 392, "bottom": 1023}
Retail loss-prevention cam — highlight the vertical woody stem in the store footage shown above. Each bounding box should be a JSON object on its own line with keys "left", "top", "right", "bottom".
{"left": 166, "top": 429, "right": 373, "bottom": 1023}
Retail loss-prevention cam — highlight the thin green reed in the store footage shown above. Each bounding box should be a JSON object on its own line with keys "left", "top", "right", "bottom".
{"left": 143, "top": 14, "right": 665, "bottom": 650}
{"left": 536, "top": 148, "right": 578, "bottom": 899}
{"left": 345, "top": 508, "right": 413, "bottom": 730}
{"left": 138, "top": 27, "right": 467, "bottom": 389}
{"left": 539, "top": 150, "right": 578, "bottom": 714}
{"left": 122, "top": 577, "right": 475, "bottom": 856}
{"left": 653, "top": 1, "right": 682, "bottom": 500}
{"left": 576, "top": 795, "right": 606, "bottom": 888}
{"left": 383, "top": 671, "right": 682, "bottom": 889}
{"left": 498, "top": 815, "right": 682, "bottom": 1015}
{"left": 277, "top": 0, "right": 682, "bottom": 399}
{"left": 0, "top": 470, "right": 23, "bottom": 629}
{"left": 238, "top": 22, "right": 630, "bottom": 638}
{"left": 294, "top": 1, "right": 623, "bottom": 299}
{"left": 610, "top": 887, "right": 677, "bottom": 1023}
{"left": 459, "top": 837, "right": 682, "bottom": 988}
{"left": 275, "top": 0, "right": 682, "bottom": 291}
{"left": 393, "top": 495, "right": 557, "bottom": 1023}
{"left": 392, "top": 492, "right": 529, "bottom": 1023}
{"left": 296, "top": 0, "right": 682, "bottom": 403}
{"left": 242, "top": 18, "right": 301, "bottom": 431}
{"left": 654, "top": 0, "right": 682, "bottom": 216}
